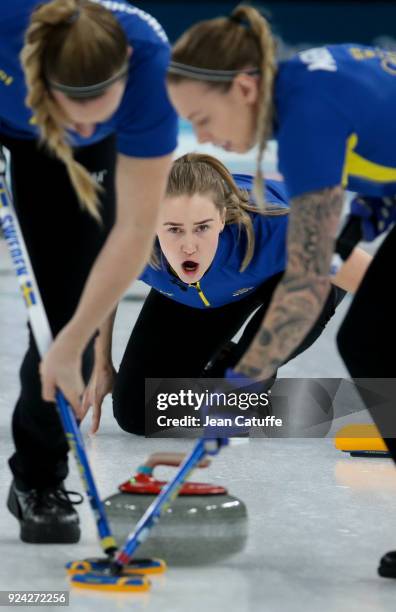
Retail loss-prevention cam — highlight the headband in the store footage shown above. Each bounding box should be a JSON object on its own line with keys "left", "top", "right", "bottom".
{"left": 168, "top": 62, "right": 260, "bottom": 82}
{"left": 48, "top": 62, "right": 129, "bottom": 99}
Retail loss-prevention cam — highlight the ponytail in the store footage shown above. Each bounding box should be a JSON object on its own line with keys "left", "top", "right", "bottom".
{"left": 21, "top": 0, "right": 128, "bottom": 219}
{"left": 230, "top": 6, "right": 276, "bottom": 210}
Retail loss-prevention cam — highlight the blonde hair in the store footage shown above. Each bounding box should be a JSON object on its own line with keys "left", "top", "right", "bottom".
{"left": 168, "top": 4, "right": 276, "bottom": 210}
{"left": 150, "top": 153, "right": 288, "bottom": 272}
{"left": 21, "top": 0, "right": 128, "bottom": 219}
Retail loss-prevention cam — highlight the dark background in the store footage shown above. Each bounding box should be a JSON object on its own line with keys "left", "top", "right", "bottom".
{"left": 130, "top": 1, "right": 396, "bottom": 55}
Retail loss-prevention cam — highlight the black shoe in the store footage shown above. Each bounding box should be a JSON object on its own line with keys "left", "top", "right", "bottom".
{"left": 7, "top": 480, "right": 83, "bottom": 544}
{"left": 378, "top": 551, "right": 396, "bottom": 578}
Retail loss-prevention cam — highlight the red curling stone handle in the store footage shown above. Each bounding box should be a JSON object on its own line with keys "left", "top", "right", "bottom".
{"left": 119, "top": 452, "right": 227, "bottom": 495}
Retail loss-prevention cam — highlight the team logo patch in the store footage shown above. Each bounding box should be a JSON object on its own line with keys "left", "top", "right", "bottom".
{"left": 232, "top": 287, "right": 254, "bottom": 297}
{"left": 91, "top": 169, "right": 108, "bottom": 185}
{"left": 299, "top": 47, "right": 337, "bottom": 72}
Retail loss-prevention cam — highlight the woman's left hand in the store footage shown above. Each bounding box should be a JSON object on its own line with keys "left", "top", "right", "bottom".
{"left": 39, "top": 324, "right": 85, "bottom": 417}
{"left": 80, "top": 361, "right": 116, "bottom": 434}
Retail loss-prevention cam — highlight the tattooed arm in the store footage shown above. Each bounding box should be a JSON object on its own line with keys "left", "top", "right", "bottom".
{"left": 236, "top": 186, "right": 345, "bottom": 380}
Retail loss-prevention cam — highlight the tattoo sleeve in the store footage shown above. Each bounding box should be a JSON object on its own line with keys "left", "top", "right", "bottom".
{"left": 237, "top": 186, "right": 345, "bottom": 380}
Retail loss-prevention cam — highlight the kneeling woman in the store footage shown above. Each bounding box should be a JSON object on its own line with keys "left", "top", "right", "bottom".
{"left": 82, "top": 153, "right": 371, "bottom": 434}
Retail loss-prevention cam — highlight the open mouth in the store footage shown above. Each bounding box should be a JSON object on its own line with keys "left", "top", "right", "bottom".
{"left": 182, "top": 260, "right": 199, "bottom": 275}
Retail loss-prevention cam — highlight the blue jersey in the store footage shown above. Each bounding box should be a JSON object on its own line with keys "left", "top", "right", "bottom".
{"left": 0, "top": 1, "right": 177, "bottom": 157}
{"left": 275, "top": 44, "right": 396, "bottom": 198}
{"left": 140, "top": 176, "right": 289, "bottom": 309}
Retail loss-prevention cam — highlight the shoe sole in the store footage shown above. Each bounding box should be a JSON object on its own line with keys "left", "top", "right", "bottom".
{"left": 7, "top": 486, "right": 81, "bottom": 544}
{"left": 20, "top": 523, "right": 80, "bottom": 544}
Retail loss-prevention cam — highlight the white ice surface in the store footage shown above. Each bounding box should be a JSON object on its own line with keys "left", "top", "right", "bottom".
{"left": 2, "top": 259, "right": 396, "bottom": 611}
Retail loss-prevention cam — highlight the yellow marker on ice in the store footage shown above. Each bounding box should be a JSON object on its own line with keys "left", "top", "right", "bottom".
{"left": 334, "top": 424, "right": 390, "bottom": 456}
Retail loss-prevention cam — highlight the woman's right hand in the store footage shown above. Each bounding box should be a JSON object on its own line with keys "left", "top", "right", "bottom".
{"left": 81, "top": 361, "right": 117, "bottom": 434}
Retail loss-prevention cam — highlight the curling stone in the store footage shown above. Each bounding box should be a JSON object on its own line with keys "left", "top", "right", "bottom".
{"left": 334, "top": 424, "right": 390, "bottom": 457}
{"left": 103, "top": 452, "right": 248, "bottom": 566}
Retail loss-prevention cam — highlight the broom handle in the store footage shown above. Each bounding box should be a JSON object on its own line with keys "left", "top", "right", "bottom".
{"left": 0, "top": 147, "right": 117, "bottom": 556}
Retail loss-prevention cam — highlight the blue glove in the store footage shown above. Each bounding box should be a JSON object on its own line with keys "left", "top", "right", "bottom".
{"left": 200, "top": 369, "right": 260, "bottom": 437}
{"left": 225, "top": 368, "right": 253, "bottom": 386}
{"left": 350, "top": 196, "right": 396, "bottom": 242}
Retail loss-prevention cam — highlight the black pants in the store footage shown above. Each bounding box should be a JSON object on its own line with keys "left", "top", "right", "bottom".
{"left": 337, "top": 224, "right": 396, "bottom": 459}
{"left": 113, "top": 274, "right": 345, "bottom": 435}
{"left": 1, "top": 134, "right": 116, "bottom": 489}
